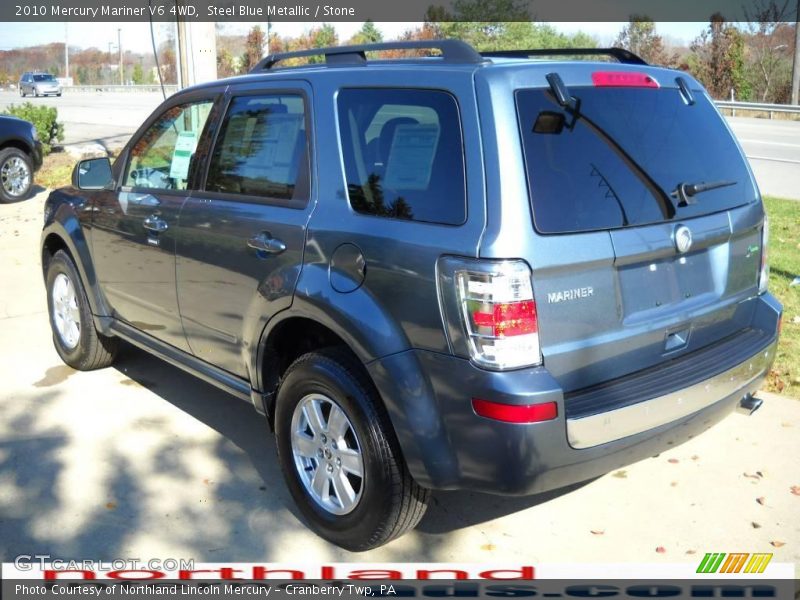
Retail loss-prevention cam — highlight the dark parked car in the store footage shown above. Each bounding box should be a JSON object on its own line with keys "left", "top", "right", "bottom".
{"left": 19, "top": 72, "right": 62, "bottom": 97}
{"left": 0, "top": 115, "right": 42, "bottom": 202}
{"left": 40, "top": 41, "right": 782, "bottom": 550}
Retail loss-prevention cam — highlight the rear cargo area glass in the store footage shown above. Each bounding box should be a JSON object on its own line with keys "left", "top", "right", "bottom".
{"left": 516, "top": 87, "right": 758, "bottom": 234}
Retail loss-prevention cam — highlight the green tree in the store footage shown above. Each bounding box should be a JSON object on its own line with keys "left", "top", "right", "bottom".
{"left": 349, "top": 20, "right": 383, "bottom": 45}
{"left": 131, "top": 63, "right": 144, "bottom": 85}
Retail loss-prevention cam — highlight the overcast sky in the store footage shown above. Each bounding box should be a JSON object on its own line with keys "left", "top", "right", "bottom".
{"left": 0, "top": 21, "right": 708, "bottom": 54}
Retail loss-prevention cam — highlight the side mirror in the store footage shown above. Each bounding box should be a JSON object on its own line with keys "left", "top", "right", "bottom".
{"left": 73, "top": 157, "right": 114, "bottom": 191}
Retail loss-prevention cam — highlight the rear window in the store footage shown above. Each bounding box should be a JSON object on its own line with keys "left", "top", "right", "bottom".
{"left": 516, "top": 86, "right": 757, "bottom": 234}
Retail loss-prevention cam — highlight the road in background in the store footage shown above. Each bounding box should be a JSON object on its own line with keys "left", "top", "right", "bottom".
{"left": 0, "top": 90, "right": 164, "bottom": 148}
{"left": 0, "top": 91, "right": 798, "bottom": 199}
{"left": 726, "top": 117, "right": 800, "bottom": 201}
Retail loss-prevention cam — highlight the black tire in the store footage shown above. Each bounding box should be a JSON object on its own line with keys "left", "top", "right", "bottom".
{"left": 275, "top": 348, "right": 429, "bottom": 551}
{"left": 33, "top": 88, "right": 39, "bottom": 97}
{"left": 45, "top": 250, "right": 119, "bottom": 370}
{"left": 19, "top": 88, "right": 25, "bottom": 97}
{"left": 0, "top": 147, "right": 33, "bottom": 203}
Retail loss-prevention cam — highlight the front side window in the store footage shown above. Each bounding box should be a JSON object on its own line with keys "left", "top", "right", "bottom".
{"left": 205, "top": 94, "right": 309, "bottom": 202}
{"left": 337, "top": 88, "right": 466, "bottom": 225}
{"left": 34, "top": 74, "right": 55, "bottom": 82}
{"left": 125, "top": 100, "right": 213, "bottom": 191}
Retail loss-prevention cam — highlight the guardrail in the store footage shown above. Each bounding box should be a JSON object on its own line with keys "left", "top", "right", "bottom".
{"left": 62, "top": 84, "right": 179, "bottom": 94}
{"left": 716, "top": 100, "right": 800, "bottom": 119}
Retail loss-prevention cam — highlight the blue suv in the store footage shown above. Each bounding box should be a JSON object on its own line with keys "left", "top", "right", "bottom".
{"left": 41, "top": 40, "right": 782, "bottom": 550}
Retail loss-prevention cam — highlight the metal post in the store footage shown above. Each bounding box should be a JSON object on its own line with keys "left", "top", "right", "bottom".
{"left": 792, "top": 1, "right": 800, "bottom": 105}
{"left": 118, "top": 28, "right": 123, "bottom": 85}
{"left": 64, "top": 23, "right": 69, "bottom": 82}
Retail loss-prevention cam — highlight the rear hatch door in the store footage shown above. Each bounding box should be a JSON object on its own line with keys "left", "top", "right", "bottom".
{"left": 513, "top": 68, "right": 764, "bottom": 392}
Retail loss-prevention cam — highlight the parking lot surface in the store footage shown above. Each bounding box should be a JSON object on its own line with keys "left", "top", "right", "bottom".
{"left": 1, "top": 192, "right": 798, "bottom": 567}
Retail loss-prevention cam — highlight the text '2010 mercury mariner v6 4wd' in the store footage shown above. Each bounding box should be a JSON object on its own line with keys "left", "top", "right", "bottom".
{"left": 41, "top": 40, "right": 782, "bottom": 550}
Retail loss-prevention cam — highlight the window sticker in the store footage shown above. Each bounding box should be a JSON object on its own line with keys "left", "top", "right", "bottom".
{"left": 383, "top": 124, "right": 440, "bottom": 190}
{"left": 169, "top": 130, "right": 198, "bottom": 180}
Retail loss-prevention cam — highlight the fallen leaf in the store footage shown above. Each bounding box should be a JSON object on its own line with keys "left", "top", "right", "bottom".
{"left": 481, "top": 543, "right": 496, "bottom": 551}
{"left": 202, "top": 478, "right": 213, "bottom": 485}
{"left": 105, "top": 502, "right": 116, "bottom": 510}
{"left": 781, "top": 422, "right": 792, "bottom": 428}
{"left": 770, "top": 541, "right": 785, "bottom": 548}
{"left": 756, "top": 497, "right": 766, "bottom": 505}
{"left": 590, "top": 530, "right": 605, "bottom": 535}
{"left": 790, "top": 486, "right": 800, "bottom": 496}
{"left": 756, "top": 471, "right": 764, "bottom": 478}
{"left": 744, "top": 472, "right": 761, "bottom": 480}
{"left": 685, "top": 550, "right": 697, "bottom": 555}
{"left": 670, "top": 481, "right": 678, "bottom": 487}
{"left": 656, "top": 547, "right": 666, "bottom": 554}
{"left": 691, "top": 455, "right": 699, "bottom": 461}
{"left": 668, "top": 458, "right": 679, "bottom": 464}
{"left": 751, "top": 522, "right": 762, "bottom": 529}
{"left": 613, "top": 470, "right": 628, "bottom": 479}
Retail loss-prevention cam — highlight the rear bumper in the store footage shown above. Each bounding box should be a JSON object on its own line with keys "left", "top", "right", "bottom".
{"left": 368, "top": 293, "right": 781, "bottom": 495}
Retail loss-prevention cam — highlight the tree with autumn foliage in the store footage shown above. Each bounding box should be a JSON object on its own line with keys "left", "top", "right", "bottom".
{"left": 614, "top": 17, "right": 676, "bottom": 66}
{"left": 242, "top": 25, "right": 266, "bottom": 71}
{"left": 689, "top": 14, "right": 750, "bottom": 100}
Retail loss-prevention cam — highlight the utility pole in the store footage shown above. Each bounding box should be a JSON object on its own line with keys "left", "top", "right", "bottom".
{"left": 792, "top": 0, "right": 800, "bottom": 104}
{"left": 118, "top": 28, "right": 123, "bottom": 85}
{"left": 64, "top": 23, "right": 69, "bottom": 82}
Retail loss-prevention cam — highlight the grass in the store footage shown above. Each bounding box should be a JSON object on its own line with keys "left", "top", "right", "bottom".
{"left": 35, "top": 151, "right": 76, "bottom": 190}
{"left": 763, "top": 196, "right": 800, "bottom": 397}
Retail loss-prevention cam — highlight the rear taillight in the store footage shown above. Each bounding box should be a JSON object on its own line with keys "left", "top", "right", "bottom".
{"left": 759, "top": 215, "right": 769, "bottom": 294}
{"left": 592, "top": 71, "right": 660, "bottom": 88}
{"left": 455, "top": 261, "right": 541, "bottom": 370}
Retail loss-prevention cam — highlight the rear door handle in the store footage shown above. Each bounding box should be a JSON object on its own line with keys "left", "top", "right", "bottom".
{"left": 247, "top": 232, "right": 286, "bottom": 255}
{"left": 143, "top": 215, "right": 168, "bottom": 233}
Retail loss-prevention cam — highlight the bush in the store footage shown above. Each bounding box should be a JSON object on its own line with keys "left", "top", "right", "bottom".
{"left": 2, "top": 102, "right": 64, "bottom": 155}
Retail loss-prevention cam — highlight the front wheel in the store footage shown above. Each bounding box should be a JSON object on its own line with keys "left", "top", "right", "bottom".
{"left": 275, "top": 349, "right": 429, "bottom": 551}
{"left": 45, "top": 250, "right": 119, "bottom": 370}
{"left": 19, "top": 88, "right": 25, "bottom": 97}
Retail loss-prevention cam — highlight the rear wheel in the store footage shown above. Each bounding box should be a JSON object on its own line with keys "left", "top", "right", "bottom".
{"left": 0, "top": 148, "right": 33, "bottom": 203}
{"left": 45, "top": 250, "right": 119, "bottom": 370}
{"left": 275, "top": 348, "right": 429, "bottom": 551}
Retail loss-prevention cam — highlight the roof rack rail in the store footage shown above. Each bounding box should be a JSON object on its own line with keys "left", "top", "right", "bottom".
{"left": 251, "top": 39, "right": 485, "bottom": 72}
{"left": 481, "top": 48, "right": 648, "bottom": 66}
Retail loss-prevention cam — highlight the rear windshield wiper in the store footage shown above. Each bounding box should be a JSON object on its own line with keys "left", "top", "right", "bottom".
{"left": 671, "top": 180, "right": 737, "bottom": 206}
{"left": 545, "top": 72, "right": 676, "bottom": 220}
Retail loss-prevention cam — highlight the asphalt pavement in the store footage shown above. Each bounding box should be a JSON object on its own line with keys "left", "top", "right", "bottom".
{"left": 0, "top": 90, "right": 798, "bottom": 200}
{"left": 1, "top": 192, "right": 798, "bottom": 567}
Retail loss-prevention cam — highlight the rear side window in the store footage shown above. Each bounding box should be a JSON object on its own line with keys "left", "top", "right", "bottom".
{"left": 206, "top": 94, "right": 309, "bottom": 202}
{"left": 337, "top": 88, "right": 466, "bottom": 225}
{"left": 516, "top": 87, "right": 757, "bottom": 234}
